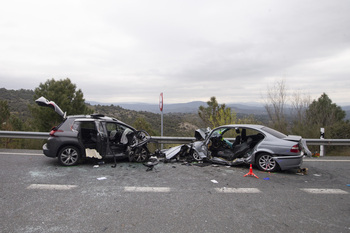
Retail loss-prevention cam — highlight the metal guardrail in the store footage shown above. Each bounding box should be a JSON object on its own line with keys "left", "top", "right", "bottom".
{"left": 1, "top": 130, "right": 350, "bottom": 145}
{"left": 304, "top": 138, "right": 350, "bottom": 146}
{"left": 0, "top": 131, "right": 49, "bottom": 140}
{"left": 149, "top": 136, "right": 195, "bottom": 144}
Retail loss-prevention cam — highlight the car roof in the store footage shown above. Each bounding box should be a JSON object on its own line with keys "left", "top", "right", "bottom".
{"left": 66, "top": 114, "right": 136, "bottom": 130}
{"left": 217, "top": 124, "right": 265, "bottom": 130}
{"left": 66, "top": 114, "right": 121, "bottom": 123}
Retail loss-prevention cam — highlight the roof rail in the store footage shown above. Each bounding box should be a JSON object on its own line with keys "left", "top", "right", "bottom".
{"left": 91, "top": 114, "right": 105, "bottom": 119}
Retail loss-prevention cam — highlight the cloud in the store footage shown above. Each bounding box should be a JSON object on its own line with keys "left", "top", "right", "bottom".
{"left": 0, "top": 0, "right": 350, "bottom": 105}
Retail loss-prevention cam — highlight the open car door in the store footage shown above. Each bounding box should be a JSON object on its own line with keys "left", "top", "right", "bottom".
{"left": 95, "top": 121, "right": 107, "bottom": 157}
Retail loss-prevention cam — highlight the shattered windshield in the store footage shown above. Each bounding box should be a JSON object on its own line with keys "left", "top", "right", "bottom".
{"left": 210, "top": 128, "right": 228, "bottom": 138}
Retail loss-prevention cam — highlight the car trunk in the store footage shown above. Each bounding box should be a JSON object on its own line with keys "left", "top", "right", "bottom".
{"left": 284, "top": 135, "right": 312, "bottom": 156}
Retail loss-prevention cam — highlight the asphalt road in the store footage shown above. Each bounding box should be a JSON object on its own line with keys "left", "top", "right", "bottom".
{"left": 1, "top": 149, "right": 349, "bottom": 233}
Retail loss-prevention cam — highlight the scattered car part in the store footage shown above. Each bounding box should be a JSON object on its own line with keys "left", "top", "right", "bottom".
{"left": 143, "top": 156, "right": 159, "bottom": 171}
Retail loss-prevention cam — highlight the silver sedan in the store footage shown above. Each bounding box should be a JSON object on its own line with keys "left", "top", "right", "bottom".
{"left": 164, "top": 124, "right": 311, "bottom": 172}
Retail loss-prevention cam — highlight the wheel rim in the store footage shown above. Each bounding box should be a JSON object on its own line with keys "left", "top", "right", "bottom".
{"left": 192, "top": 151, "right": 201, "bottom": 161}
{"left": 134, "top": 147, "right": 148, "bottom": 162}
{"left": 60, "top": 148, "right": 79, "bottom": 165}
{"left": 258, "top": 154, "right": 276, "bottom": 171}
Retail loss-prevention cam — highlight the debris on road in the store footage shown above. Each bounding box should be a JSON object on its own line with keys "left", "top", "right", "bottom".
{"left": 143, "top": 156, "right": 159, "bottom": 172}
{"left": 297, "top": 168, "right": 308, "bottom": 175}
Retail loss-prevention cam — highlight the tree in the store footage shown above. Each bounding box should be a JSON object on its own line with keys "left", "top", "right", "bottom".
{"left": 0, "top": 100, "right": 25, "bottom": 148}
{"left": 0, "top": 100, "right": 10, "bottom": 128}
{"left": 30, "top": 78, "right": 93, "bottom": 131}
{"left": 198, "top": 97, "right": 238, "bottom": 128}
{"left": 264, "top": 79, "right": 288, "bottom": 133}
{"left": 198, "top": 97, "right": 220, "bottom": 127}
{"left": 290, "top": 91, "right": 311, "bottom": 136}
{"left": 306, "top": 93, "right": 346, "bottom": 127}
{"left": 133, "top": 117, "right": 157, "bottom": 136}
{"left": 304, "top": 93, "right": 349, "bottom": 155}
{"left": 210, "top": 106, "right": 237, "bottom": 127}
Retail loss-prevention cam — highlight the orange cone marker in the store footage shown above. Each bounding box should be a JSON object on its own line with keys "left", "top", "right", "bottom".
{"left": 244, "top": 164, "right": 259, "bottom": 179}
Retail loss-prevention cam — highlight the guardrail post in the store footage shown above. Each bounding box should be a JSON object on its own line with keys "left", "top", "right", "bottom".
{"left": 320, "top": 127, "right": 325, "bottom": 156}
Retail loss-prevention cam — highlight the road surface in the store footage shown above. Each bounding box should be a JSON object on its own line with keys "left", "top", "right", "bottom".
{"left": 1, "top": 149, "right": 349, "bottom": 233}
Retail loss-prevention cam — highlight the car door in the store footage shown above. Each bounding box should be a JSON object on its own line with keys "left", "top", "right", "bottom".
{"left": 95, "top": 121, "right": 107, "bottom": 156}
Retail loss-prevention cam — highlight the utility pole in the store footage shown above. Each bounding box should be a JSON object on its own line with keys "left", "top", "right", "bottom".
{"left": 159, "top": 93, "right": 164, "bottom": 149}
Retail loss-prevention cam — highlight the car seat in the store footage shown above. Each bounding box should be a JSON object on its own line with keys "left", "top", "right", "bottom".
{"left": 232, "top": 137, "right": 253, "bottom": 159}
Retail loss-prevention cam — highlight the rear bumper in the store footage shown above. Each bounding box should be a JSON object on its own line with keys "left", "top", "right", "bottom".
{"left": 273, "top": 154, "right": 304, "bottom": 170}
{"left": 43, "top": 143, "right": 56, "bottom": 158}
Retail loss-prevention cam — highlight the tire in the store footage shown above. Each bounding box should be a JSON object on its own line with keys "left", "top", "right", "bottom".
{"left": 192, "top": 150, "right": 202, "bottom": 161}
{"left": 131, "top": 146, "right": 150, "bottom": 162}
{"left": 256, "top": 153, "right": 279, "bottom": 172}
{"left": 58, "top": 146, "right": 80, "bottom": 166}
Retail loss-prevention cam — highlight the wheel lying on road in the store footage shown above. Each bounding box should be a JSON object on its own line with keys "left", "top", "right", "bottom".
{"left": 58, "top": 146, "right": 80, "bottom": 166}
{"left": 256, "top": 153, "right": 279, "bottom": 172}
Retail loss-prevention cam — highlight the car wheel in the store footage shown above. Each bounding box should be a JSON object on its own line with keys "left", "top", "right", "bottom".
{"left": 192, "top": 150, "right": 202, "bottom": 161}
{"left": 256, "top": 153, "right": 279, "bottom": 172}
{"left": 132, "top": 146, "right": 150, "bottom": 162}
{"left": 58, "top": 146, "right": 80, "bottom": 166}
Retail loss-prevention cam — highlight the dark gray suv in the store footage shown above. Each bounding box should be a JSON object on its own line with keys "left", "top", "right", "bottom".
{"left": 36, "top": 97, "right": 150, "bottom": 166}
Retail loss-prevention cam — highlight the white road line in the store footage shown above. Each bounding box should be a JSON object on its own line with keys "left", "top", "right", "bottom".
{"left": 0, "top": 152, "right": 43, "bottom": 156}
{"left": 301, "top": 188, "right": 349, "bottom": 194}
{"left": 27, "top": 184, "right": 77, "bottom": 190}
{"left": 124, "top": 186, "right": 171, "bottom": 193}
{"left": 215, "top": 188, "right": 261, "bottom": 193}
{"left": 25, "top": 185, "right": 348, "bottom": 195}
{"left": 304, "top": 159, "right": 350, "bottom": 162}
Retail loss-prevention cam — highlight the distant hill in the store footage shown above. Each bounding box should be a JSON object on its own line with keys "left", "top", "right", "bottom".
{"left": 88, "top": 101, "right": 206, "bottom": 113}
{"left": 87, "top": 100, "right": 268, "bottom": 115}
{"left": 0, "top": 88, "right": 349, "bottom": 121}
{"left": 0, "top": 88, "right": 34, "bottom": 119}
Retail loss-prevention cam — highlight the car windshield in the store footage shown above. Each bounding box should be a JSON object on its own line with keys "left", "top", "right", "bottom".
{"left": 210, "top": 128, "right": 228, "bottom": 138}
{"left": 261, "top": 126, "right": 287, "bottom": 139}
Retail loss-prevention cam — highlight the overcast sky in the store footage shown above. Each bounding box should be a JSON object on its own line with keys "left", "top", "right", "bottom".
{"left": 1, "top": 0, "right": 349, "bottom": 105}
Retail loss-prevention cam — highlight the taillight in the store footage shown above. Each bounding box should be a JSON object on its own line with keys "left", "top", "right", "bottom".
{"left": 50, "top": 129, "right": 63, "bottom": 137}
{"left": 290, "top": 144, "right": 300, "bottom": 153}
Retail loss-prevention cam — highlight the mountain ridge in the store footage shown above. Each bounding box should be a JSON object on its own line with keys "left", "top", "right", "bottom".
{"left": 87, "top": 100, "right": 267, "bottom": 115}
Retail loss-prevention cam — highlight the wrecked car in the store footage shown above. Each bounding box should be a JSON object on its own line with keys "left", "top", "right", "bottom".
{"left": 164, "top": 124, "right": 311, "bottom": 172}
{"left": 36, "top": 96, "right": 151, "bottom": 166}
